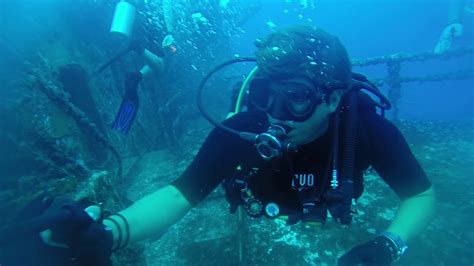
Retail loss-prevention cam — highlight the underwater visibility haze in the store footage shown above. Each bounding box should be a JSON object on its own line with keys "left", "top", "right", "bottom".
{"left": 0, "top": 0, "right": 473, "bottom": 265}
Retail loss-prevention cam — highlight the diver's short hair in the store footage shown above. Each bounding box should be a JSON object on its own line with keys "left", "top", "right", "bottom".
{"left": 255, "top": 25, "right": 352, "bottom": 92}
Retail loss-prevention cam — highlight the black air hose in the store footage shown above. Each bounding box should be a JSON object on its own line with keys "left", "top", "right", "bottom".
{"left": 339, "top": 90, "right": 359, "bottom": 224}
{"left": 341, "top": 90, "right": 358, "bottom": 184}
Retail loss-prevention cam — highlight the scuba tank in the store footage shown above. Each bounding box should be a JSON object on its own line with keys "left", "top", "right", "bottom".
{"left": 110, "top": 0, "right": 137, "bottom": 37}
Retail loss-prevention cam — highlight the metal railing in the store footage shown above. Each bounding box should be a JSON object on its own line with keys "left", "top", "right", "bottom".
{"left": 352, "top": 47, "right": 474, "bottom": 119}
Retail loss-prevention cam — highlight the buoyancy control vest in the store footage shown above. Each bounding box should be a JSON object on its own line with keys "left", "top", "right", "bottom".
{"left": 222, "top": 73, "right": 390, "bottom": 225}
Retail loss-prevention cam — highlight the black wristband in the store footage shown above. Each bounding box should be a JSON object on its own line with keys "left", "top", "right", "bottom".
{"left": 104, "top": 217, "right": 122, "bottom": 252}
{"left": 113, "top": 213, "right": 130, "bottom": 249}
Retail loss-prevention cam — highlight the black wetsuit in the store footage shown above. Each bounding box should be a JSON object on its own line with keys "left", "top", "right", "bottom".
{"left": 171, "top": 109, "right": 431, "bottom": 212}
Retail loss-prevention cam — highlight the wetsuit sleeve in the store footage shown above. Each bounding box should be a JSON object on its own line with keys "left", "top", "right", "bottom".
{"left": 170, "top": 112, "right": 264, "bottom": 206}
{"left": 363, "top": 113, "right": 432, "bottom": 199}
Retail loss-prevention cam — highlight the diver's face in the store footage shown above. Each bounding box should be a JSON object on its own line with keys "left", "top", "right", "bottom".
{"left": 268, "top": 89, "right": 344, "bottom": 145}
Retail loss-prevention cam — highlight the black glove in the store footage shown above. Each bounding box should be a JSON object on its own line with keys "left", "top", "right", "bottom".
{"left": 0, "top": 195, "right": 113, "bottom": 266}
{"left": 337, "top": 236, "right": 396, "bottom": 266}
{"left": 222, "top": 178, "right": 246, "bottom": 214}
{"left": 285, "top": 202, "right": 328, "bottom": 226}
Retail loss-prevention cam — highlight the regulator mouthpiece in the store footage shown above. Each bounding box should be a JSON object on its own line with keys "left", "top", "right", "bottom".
{"left": 255, "top": 125, "right": 297, "bottom": 160}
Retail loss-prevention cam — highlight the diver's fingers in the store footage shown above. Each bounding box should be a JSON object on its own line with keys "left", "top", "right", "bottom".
{"left": 85, "top": 205, "right": 102, "bottom": 222}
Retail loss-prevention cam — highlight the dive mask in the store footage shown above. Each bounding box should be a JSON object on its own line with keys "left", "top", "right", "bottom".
{"left": 249, "top": 77, "right": 326, "bottom": 122}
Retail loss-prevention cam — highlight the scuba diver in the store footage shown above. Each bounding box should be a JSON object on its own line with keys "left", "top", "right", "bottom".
{"left": 107, "top": 41, "right": 167, "bottom": 134}
{"left": 434, "top": 0, "right": 472, "bottom": 54}
{"left": 0, "top": 25, "right": 435, "bottom": 266}
{"left": 107, "top": 0, "right": 176, "bottom": 134}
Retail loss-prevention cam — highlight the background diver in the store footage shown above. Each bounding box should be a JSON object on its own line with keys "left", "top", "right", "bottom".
{"left": 0, "top": 25, "right": 435, "bottom": 266}
{"left": 434, "top": 0, "right": 472, "bottom": 54}
{"left": 106, "top": 40, "right": 169, "bottom": 134}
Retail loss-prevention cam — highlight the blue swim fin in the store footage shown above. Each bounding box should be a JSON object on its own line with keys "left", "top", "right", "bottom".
{"left": 112, "top": 72, "right": 142, "bottom": 134}
{"left": 112, "top": 99, "right": 138, "bottom": 134}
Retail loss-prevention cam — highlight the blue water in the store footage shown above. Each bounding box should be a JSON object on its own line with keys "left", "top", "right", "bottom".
{"left": 232, "top": 0, "right": 474, "bottom": 120}
{"left": 0, "top": 1, "right": 473, "bottom": 265}
{"left": 2, "top": 0, "right": 472, "bottom": 121}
